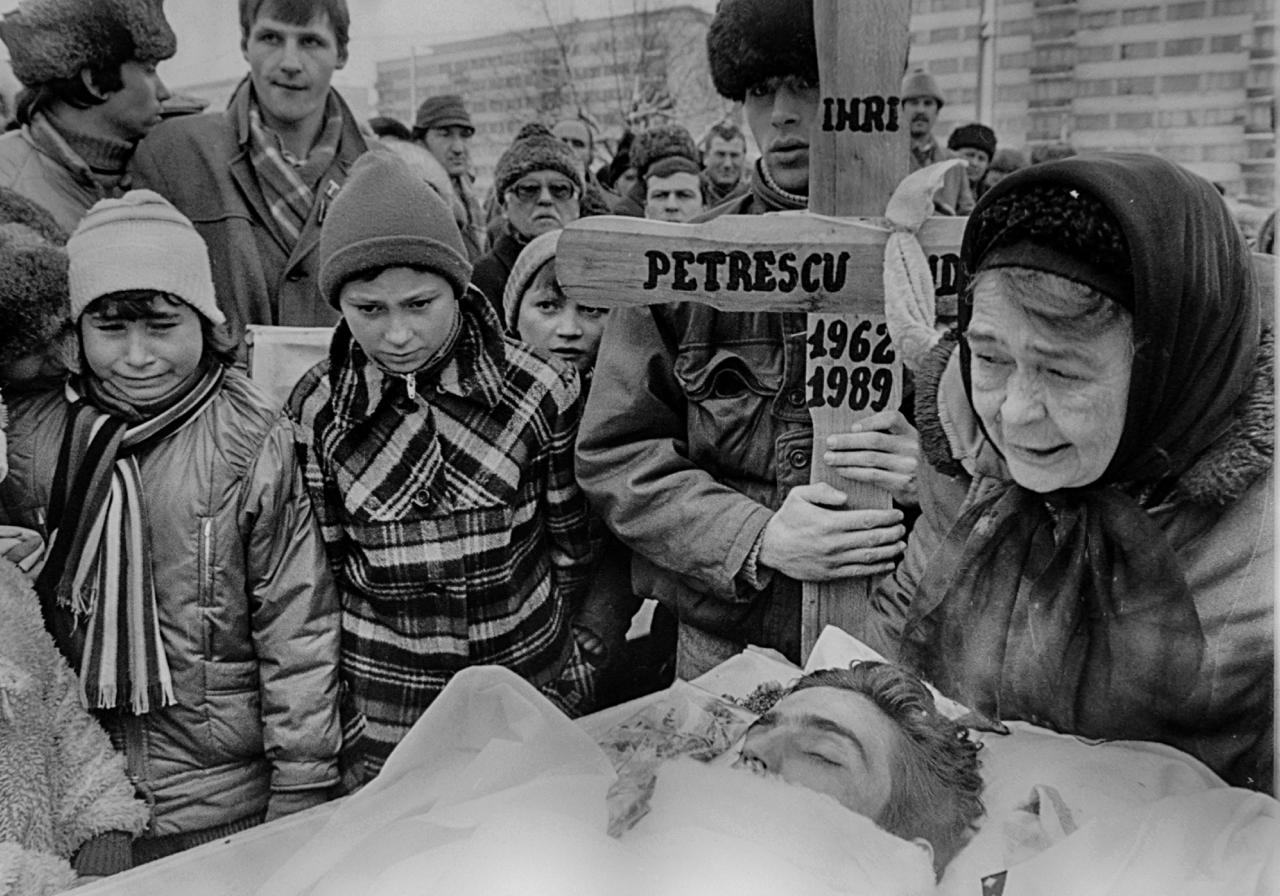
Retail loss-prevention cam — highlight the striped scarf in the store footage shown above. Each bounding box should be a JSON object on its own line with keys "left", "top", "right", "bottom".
{"left": 247, "top": 92, "right": 343, "bottom": 245}
{"left": 35, "top": 365, "right": 225, "bottom": 713}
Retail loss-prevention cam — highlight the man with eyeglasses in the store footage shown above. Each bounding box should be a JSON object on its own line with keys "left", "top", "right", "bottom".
{"left": 472, "top": 123, "right": 582, "bottom": 317}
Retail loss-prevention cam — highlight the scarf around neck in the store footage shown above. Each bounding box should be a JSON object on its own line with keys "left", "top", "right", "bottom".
{"left": 248, "top": 89, "right": 343, "bottom": 245}
{"left": 902, "top": 154, "right": 1262, "bottom": 739}
{"left": 35, "top": 364, "right": 224, "bottom": 713}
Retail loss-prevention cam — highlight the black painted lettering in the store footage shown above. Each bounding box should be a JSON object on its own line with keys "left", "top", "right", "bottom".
{"left": 800, "top": 254, "right": 822, "bottom": 293}
{"left": 886, "top": 96, "right": 900, "bottom": 132}
{"left": 863, "top": 95, "right": 886, "bottom": 132}
{"left": 931, "top": 253, "right": 960, "bottom": 297}
{"left": 696, "top": 250, "right": 727, "bottom": 291}
{"left": 776, "top": 252, "right": 799, "bottom": 292}
{"left": 822, "top": 252, "right": 850, "bottom": 292}
{"left": 753, "top": 251, "right": 778, "bottom": 291}
{"left": 836, "top": 98, "right": 859, "bottom": 132}
{"left": 727, "top": 251, "right": 754, "bottom": 291}
{"left": 672, "top": 251, "right": 697, "bottom": 291}
{"left": 643, "top": 250, "right": 670, "bottom": 290}
{"left": 822, "top": 97, "right": 836, "bottom": 132}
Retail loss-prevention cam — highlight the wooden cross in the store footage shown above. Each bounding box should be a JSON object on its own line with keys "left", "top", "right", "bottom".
{"left": 558, "top": 0, "right": 965, "bottom": 660}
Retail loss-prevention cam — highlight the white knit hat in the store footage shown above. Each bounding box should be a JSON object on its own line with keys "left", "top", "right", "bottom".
{"left": 67, "top": 190, "right": 224, "bottom": 325}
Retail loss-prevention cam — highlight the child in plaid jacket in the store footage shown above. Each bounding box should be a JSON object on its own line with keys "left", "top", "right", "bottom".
{"left": 288, "top": 150, "right": 596, "bottom": 783}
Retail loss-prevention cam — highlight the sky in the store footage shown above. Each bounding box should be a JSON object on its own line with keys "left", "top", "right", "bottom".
{"left": 156, "top": 0, "right": 720, "bottom": 91}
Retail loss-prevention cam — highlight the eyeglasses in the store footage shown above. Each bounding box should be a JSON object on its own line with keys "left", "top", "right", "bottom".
{"left": 509, "top": 180, "right": 577, "bottom": 203}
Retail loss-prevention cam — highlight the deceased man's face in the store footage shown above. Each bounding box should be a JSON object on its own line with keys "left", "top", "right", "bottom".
{"left": 735, "top": 686, "right": 898, "bottom": 820}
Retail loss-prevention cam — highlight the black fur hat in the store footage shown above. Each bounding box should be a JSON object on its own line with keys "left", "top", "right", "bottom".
{"left": 0, "top": 188, "right": 70, "bottom": 364}
{"left": 706, "top": 0, "right": 818, "bottom": 102}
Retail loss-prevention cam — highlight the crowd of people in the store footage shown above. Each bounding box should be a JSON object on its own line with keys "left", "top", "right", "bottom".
{"left": 0, "top": 0, "right": 1272, "bottom": 891}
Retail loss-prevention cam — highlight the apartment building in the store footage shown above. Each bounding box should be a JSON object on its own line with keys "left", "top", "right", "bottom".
{"left": 375, "top": 5, "right": 728, "bottom": 190}
{"left": 909, "top": 0, "right": 1275, "bottom": 202}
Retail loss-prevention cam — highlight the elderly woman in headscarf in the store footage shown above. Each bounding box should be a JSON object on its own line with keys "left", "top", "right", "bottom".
{"left": 861, "top": 153, "right": 1273, "bottom": 792}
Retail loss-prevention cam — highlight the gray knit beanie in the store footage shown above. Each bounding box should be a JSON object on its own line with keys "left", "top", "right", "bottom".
{"left": 320, "top": 149, "right": 472, "bottom": 307}
{"left": 502, "top": 229, "right": 561, "bottom": 334}
{"left": 0, "top": 0, "right": 176, "bottom": 87}
{"left": 493, "top": 123, "right": 584, "bottom": 199}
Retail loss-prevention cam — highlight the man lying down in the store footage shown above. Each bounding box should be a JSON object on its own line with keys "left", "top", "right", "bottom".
{"left": 256, "top": 663, "right": 983, "bottom": 896}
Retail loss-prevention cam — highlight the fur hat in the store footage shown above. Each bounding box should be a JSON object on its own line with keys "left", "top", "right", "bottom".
{"left": 0, "top": 188, "right": 70, "bottom": 364}
{"left": 706, "top": 0, "right": 817, "bottom": 103}
{"left": 320, "top": 149, "right": 472, "bottom": 307}
{"left": 502, "top": 229, "right": 561, "bottom": 334}
{"left": 68, "top": 190, "right": 223, "bottom": 325}
{"left": 948, "top": 123, "right": 996, "bottom": 158}
{"left": 631, "top": 123, "right": 700, "bottom": 179}
{"left": 0, "top": 0, "right": 176, "bottom": 88}
{"left": 901, "top": 68, "right": 944, "bottom": 108}
{"left": 493, "top": 123, "right": 584, "bottom": 199}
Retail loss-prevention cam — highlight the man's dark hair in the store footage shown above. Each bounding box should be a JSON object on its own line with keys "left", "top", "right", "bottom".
{"left": 239, "top": 0, "right": 351, "bottom": 55}
{"left": 705, "top": 121, "right": 745, "bottom": 149}
{"left": 788, "top": 663, "right": 984, "bottom": 875}
{"left": 81, "top": 290, "right": 238, "bottom": 368}
{"left": 14, "top": 64, "right": 126, "bottom": 126}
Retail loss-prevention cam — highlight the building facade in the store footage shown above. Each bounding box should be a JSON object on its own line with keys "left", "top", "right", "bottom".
{"left": 375, "top": 5, "right": 730, "bottom": 191}
{"left": 908, "top": 0, "right": 1275, "bottom": 203}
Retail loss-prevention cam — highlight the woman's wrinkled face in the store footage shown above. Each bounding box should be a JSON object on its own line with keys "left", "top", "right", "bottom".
{"left": 966, "top": 271, "right": 1133, "bottom": 492}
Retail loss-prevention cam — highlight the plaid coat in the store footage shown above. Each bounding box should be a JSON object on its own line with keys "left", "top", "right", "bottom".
{"left": 288, "top": 293, "right": 593, "bottom": 776}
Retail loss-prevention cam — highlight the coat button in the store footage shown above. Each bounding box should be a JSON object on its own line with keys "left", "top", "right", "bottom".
{"left": 286, "top": 269, "right": 304, "bottom": 282}
{"left": 786, "top": 387, "right": 806, "bottom": 408}
{"left": 412, "top": 489, "right": 432, "bottom": 506}
{"left": 787, "top": 448, "right": 810, "bottom": 469}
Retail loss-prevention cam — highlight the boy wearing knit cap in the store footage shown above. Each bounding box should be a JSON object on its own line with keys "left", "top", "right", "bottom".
{"left": 0, "top": 0, "right": 175, "bottom": 234}
{"left": 472, "top": 123, "right": 584, "bottom": 315}
{"left": 0, "top": 189, "right": 342, "bottom": 862}
{"left": 287, "top": 150, "right": 596, "bottom": 783}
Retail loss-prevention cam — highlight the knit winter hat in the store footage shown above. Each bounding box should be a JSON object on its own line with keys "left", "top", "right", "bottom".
{"left": 319, "top": 148, "right": 472, "bottom": 307}
{"left": 0, "top": 188, "right": 70, "bottom": 363}
{"left": 493, "top": 123, "right": 584, "bottom": 199}
{"left": 901, "top": 68, "right": 944, "bottom": 108}
{"left": 706, "top": 0, "right": 817, "bottom": 103}
{"left": 948, "top": 123, "right": 996, "bottom": 158}
{"left": 414, "top": 94, "right": 473, "bottom": 134}
{"left": 632, "top": 123, "right": 700, "bottom": 179}
{"left": 0, "top": 0, "right": 176, "bottom": 88}
{"left": 502, "top": 229, "right": 561, "bottom": 334}
{"left": 67, "top": 190, "right": 223, "bottom": 325}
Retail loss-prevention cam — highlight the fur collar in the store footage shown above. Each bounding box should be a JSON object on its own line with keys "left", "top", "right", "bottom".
{"left": 917, "top": 327, "right": 1274, "bottom": 506}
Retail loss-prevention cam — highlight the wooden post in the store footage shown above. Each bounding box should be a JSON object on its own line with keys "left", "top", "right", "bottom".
{"left": 802, "top": 0, "right": 910, "bottom": 656}
{"left": 558, "top": 0, "right": 944, "bottom": 664}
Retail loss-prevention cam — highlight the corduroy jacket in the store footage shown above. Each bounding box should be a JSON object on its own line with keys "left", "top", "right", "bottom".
{"left": 129, "top": 78, "right": 368, "bottom": 356}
